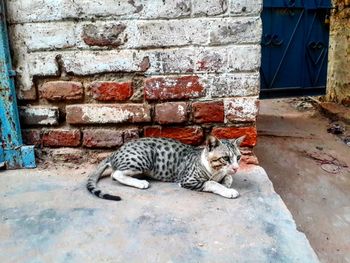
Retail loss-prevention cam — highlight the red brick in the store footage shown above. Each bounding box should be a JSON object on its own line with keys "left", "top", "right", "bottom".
{"left": 211, "top": 126, "right": 257, "bottom": 147}
{"left": 82, "top": 23, "right": 127, "bottom": 47}
{"left": 51, "top": 148, "right": 86, "bottom": 163}
{"left": 144, "top": 126, "right": 204, "bottom": 145}
{"left": 139, "top": 56, "right": 150, "bottom": 71}
{"left": 241, "top": 154, "right": 259, "bottom": 165}
{"left": 89, "top": 81, "right": 133, "bottom": 101}
{"left": 66, "top": 104, "right": 151, "bottom": 124}
{"left": 42, "top": 129, "right": 81, "bottom": 147}
{"left": 19, "top": 89, "right": 37, "bottom": 101}
{"left": 155, "top": 102, "right": 188, "bottom": 124}
{"left": 40, "top": 81, "right": 83, "bottom": 101}
{"left": 22, "top": 129, "right": 42, "bottom": 146}
{"left": 192, "top": 101, "right": 224, "bottom": 123}
{"left": 144, "top": 76, "right": 205, "bottom": 101}
{"left": 83, "top": 129, "right": 123, "bottom": 148}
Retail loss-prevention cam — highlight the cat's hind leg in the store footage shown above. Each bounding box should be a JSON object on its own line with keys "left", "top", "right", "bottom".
{"left": 112, "top": 170, "right": 150, "bottom": 189}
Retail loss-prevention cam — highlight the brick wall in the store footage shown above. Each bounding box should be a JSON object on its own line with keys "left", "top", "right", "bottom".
{"left": 8, "top": 0, "right": 262, "bottom": 161}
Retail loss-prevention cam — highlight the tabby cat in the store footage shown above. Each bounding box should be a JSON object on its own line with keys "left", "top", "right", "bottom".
{"left": 87, "top": 135, "right": 245, "bottom": 201}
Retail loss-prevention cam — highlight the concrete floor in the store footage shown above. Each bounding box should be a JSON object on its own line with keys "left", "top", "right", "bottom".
{"left": 255, "top": 99, "right": 350, "bottom": 263}
{"left": 0, "top": 164, "right": 318, "bottom": 263}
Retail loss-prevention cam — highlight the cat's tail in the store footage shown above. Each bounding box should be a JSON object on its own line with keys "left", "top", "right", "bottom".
{"left": 87, "top": 159, "right": 122, "bottom": 201}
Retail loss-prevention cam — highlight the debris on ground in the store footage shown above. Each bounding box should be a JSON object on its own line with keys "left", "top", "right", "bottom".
{"left": 287, "top": 97, "right": 319, "bottom": 112}
{"left": 319, "top": 102, "right": 350, "bottom": 125}
{"left": 325, "top": 121, "right": 350, "bottom": 147}
{"left": 327, "top": 122, "right": 345, "bottom": 134}
{"left": 343, "top": 136, "right": 350, "bottom": 147}
{"left": 296, "top": 101, "right": 314, "bottom": 111}
{"left": 303, "top": 150, "right": 348, "bottom": 174}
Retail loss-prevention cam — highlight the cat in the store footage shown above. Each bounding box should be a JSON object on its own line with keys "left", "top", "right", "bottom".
{"left": 87, "top": 135, "right": 245, "bottom": 201}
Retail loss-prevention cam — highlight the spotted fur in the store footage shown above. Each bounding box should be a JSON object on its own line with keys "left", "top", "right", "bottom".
{"left": 87, "top": 136, "right": 245, "bottom": 201}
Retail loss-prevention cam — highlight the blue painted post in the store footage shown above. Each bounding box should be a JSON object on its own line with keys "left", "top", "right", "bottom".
{"left": 0, "top": 0, "right": 35, "bottom": 169}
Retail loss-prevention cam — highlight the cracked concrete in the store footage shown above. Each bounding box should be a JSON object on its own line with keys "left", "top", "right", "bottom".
{"left": 0, "top": 164, "right": 318, "bottom": 263}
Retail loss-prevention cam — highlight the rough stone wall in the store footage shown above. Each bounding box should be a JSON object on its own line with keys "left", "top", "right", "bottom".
{"left": 326, "top": 1, "right": 350, "bottom": 106}
{"left": 7, "top": 0, "right": 262, "bottom": 158}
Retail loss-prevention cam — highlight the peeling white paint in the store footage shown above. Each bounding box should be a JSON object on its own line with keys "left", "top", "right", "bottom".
{"left": 20, "top": 106, "right": 59, "bottom": 125}
{"left": 8, "top": 0, "right": 262, "bottom": 126}
{"left": 177, "top": 105, "right": 185, "bottom": 116}
{"left": 68, "top": 104, "right": 151, "bottom": 124}
{"left": 224, "top": 97, "right": 258, "bottom": 122}
{"left": 82, "top": 106, "right": 133, "bottom": 123}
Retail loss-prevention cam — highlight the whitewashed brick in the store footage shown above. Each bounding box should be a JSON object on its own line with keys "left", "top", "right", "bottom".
{"left": 228, "top": 45, "right": 261, "bottom": 72}
{"left": 78, "top": 18, "right": 257, "bottom": 49}
{"left": 193, "top": 45, "right": 260, "bottom": 73}
{"left": 146, "top": 46, "right": 260, "bottom": 74}
{"left": 12, "top": 17, "right": 259, "bottom": 52}
{"left": 15, "top": 51, "right": 59, "bottom": 100}
{"left": 8, "top": 0, "right": 262, "bottom": 22}
{"left": 194, "top": 47, "right": 228, "bottom": 72}
{"left": 146, "top": 48, "right": 195, "bottom": 74}
{"left": 60, "top": 50, "right": 147, "bottom": 75}
{"left": 127, "top": 19, "right": 210, "bottom": 48}
{"left": 77, "top": 0, "right": 191, "bottom": 19}
{"left": 210, "top": 17, "right": 262, "bottom": 45}
{"left": 17, "top": 45, "right": 260, "bottom": 81}
{"left": 75, "top": 19, "right": 210, "bottom": 49}
{"left": 27, "top": 52, "right": 59, "bottom": 76}
{"left": 192, "top": 0, "right": 228, "bottom": 16}
{"left": 136, "top": 0, "right": 191, "bottom": 19}
{"left": 224, "top": 97, "right": 259, "bottom": 122}
{"left": 7, "top": 0, "right": 77, "bottom": 23}
{"left": 229, "top": 0, "right": 263, "bottom": 16}
{"left": 11, "top": 22, "right": 76, "bottom": 51}
{"left": 14, "top": 51, "right": 58, "bottom": 99}
{"left": 76, "top": 0, "right": 142, "bottom": 18}
{"left": 8, "top": 0, "right": 263, "bottom": 105}
{"left": 208, "top": 73, "right": 260, "bottom": 98}
{"left": 7, "top": 0, "right": 191, "bottom": 23}
{"left": 19, "top": 106, "right": 60, "bottom": 126}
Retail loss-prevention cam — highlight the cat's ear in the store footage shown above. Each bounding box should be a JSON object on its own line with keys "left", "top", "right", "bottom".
{"left": 233, "top": 135, "right": 246, "bottom": 147}
{"left": 206, "top": 136, "right": 220, "bottom": 151}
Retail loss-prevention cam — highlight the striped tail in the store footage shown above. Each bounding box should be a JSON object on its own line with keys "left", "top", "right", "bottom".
{"left": 87, "top": 159, "right": 121, "bottom": 201}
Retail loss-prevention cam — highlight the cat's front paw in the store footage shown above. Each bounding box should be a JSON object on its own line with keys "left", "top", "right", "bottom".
{"left": 136, "top": 180, "right": 150, "bottom": 189}
{"left": 221, "top": 188, "right": 240, "bottom": 199}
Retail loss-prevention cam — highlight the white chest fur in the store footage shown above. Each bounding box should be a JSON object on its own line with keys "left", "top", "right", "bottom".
{"left": 210, "top": 172, "right": 227, "bottom": 182}
{"left": 200, "top": 150, "right": 227, "bottom": 182}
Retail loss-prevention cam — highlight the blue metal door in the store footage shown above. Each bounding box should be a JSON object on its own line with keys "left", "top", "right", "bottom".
{"left": 0, "top": 0, "right": 35, "bottom": 169}
{"left": 260, "top": 0, "right": 332, "bottom": 98}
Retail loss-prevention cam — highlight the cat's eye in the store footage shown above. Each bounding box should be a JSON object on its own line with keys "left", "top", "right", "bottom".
{"left": 237, "top": 155, "right": 241, "bottom": 161}
{"left": 221, "top": 156, "right": 230, "bottom": 162}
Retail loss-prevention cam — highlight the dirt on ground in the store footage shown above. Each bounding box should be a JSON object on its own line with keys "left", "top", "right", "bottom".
{"left": 254, "top": 98, "right": 350, "bottom": 263}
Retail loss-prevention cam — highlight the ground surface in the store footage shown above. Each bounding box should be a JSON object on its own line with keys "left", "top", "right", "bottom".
{"left": 255, "top": 99, "right": 350, "bottom": 263}
{"left": 0, "top": 165, "right": 318, "bottom": 263}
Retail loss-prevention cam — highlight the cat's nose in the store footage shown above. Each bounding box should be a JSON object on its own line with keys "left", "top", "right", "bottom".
{"left": 230, "top": 166, "right": 238, "bottom": 173}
